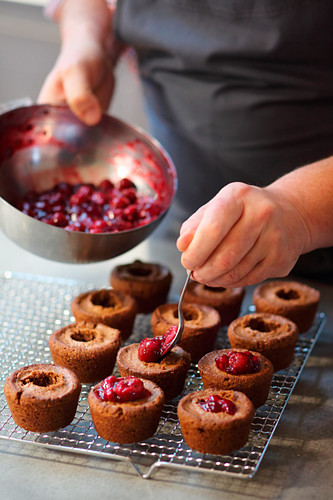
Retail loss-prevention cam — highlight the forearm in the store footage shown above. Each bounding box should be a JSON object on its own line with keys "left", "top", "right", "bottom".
{"left": 49, "top": 0, "right": 124, "bottom": 64}
{"left": 266, "top": 155, "right": 333, "bottom": 252}
{"left": 58, "top": 0, "right": 111, "bottom": 42}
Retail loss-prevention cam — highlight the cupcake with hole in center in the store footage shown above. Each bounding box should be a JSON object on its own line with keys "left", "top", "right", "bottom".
{"left": 49, "top": 321, "right": 122, "bottom": 383}
{"left": 252, "top": 280, "right": 320, "bottom": 333}
{"left": 110, "top": 259, "right": 173, "bottom": 314}
{"left": 227, "top": 312, "right": 299, "bottom": 372}
{"left": 183, "top": 280, "right": 245, "bottom": 326}
{"left": 4, "top": 363, "right": 81, "bottom": 432}
{"left": 71, "top": 288, "right": 137, "bottom": 341}
{"left": 151, "top": 302, "right": 221, "bottom": 362}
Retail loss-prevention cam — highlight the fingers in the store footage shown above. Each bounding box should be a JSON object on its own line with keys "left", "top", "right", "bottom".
{"left": 38, "top": 64, "right": 102, "bottom": 125}
{"left": 176, "top": 182, "right": 302, "bottom": 288}
{"left": 61, "top": 63, "right": 102, "bottom": 125}
{"left": 38, "top": 71, "right": 66, "bottom": 105}
{"left": 179, "top": 184, "right": 245, "bottom": 271}
{"left": 177, "top": 205, "right": 206, "bottom": 251}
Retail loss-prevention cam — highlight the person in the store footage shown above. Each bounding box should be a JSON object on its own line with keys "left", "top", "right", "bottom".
{"left": 39, "top": 0, "right": 333, "bottom": 287}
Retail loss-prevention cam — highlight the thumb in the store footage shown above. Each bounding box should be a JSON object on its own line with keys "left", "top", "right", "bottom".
{"left": 62, "top": 64, "right": 102, "bottom": 125}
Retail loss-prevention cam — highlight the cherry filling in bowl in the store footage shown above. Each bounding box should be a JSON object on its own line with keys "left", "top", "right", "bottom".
{"left": 94, "top": 375, "right": 150, "bottom": 402}
{"left": 15, "top": 178, "right": 163, "bottom": 233}
{"left": 215, "top": 350, "right": 260, "bottom": 375}
{"left": 197, "top": 394, "right": 237, "bottom": 414}
{"left": 137, "top": 326, "right": 177, "bottom": 362}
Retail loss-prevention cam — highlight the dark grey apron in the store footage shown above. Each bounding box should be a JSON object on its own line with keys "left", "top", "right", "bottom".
{"left": 114, "top": 0, "right": 333, "bottom": 282}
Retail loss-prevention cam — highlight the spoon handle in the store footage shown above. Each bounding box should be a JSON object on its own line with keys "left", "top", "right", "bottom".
{"left": 159, "top": 269, "right": 192, "bottom": 359}
{"left": 175, "top": 270, "right": 192, "bottom": 343}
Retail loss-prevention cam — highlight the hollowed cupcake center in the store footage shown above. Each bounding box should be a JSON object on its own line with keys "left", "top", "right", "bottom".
{"left": 91, "top": 290, "right": 117, "bottom": 308}
{"left": 71, "top": 329, "right": 95, "bottom": 342}
{"left": 22, "top": 372, "right": 59, "bottom": 387}
{"left": 203, "top": 285, "right": 226, "bottom": 293}
{"left": 173, "top": 309, "right": 199, "bottom": 322}
{"left": 276, "top": 288, "right": 300, "bottom": 301}
{"left": 247, "top": 318, "right": 277, "bottom": 333}
{"left": 128, "top": 267, "right": 151, "bottom": 277}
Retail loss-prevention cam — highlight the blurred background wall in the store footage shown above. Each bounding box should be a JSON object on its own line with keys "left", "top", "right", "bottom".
{"left": 0, "top": 0, "right": 148, "bottom": 128}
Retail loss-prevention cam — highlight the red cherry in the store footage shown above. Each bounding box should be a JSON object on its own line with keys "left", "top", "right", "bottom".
{"left": 118, "top": 178, "right": 136, "bottom": 190}
{"left": 113, "top": 377, "right": 146, "bottom": 402}
{"left": 160, "top": 325, "right": 177, "bottom": 356}
{"left": 113, "top": 196, "right": 130, "bottom": 209}
{"left": 228, "top": 352, "right": 254, "bottom": 374}
{"left": 121, "top": 187, "right": 137, "bottom": 203}
{"left": 47, "top": 211, "right": 69, "bottom": 227}
{"left": 114, "top": 219, "right": 133, "bottom": 231}
{"left": 88, "top": 219, "right": 110, "bottom": 233}
{"left": 69, "top": 185, "right": 92, "bottom": 206}
{"left": 215, "top": 351, "right": 260, "bottom": 375}
{"left": 57, "top": 182, "right": 73, "bottom": 196}
{"left": 215, "top": 354, "right": 229, "bottom": 372}
{"left": 35, "top": 200, "right": 50, "bottom": 211}
{"left": 99, "top": 179, "right": 114, "bottom": 191}
{"left": 123, "top": 205, "right": 139, "bottom": 222}
{"left": 99, "top": 375, "right": 118, "bottom": 401}
{"left": 138, "top": 337, "right": 163, "bottom": 362}
{"left": 47, "top": 191, "right": 65, "bottom": 204}
{"left": 91, "top": 191, "right": 108, "bottom": 205}
{"left": 16, "top": 179, "right": 163, "bottom": 233}
{"left": 65, "top": 222, "right": 86, "bottom": 232}
{"left": 219, "top": 398, "right": 237, "bottom": 415}
{"left": 197, "top": 395, "right": 237, "bottom": 415}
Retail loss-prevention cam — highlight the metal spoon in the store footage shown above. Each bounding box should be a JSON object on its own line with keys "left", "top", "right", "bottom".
{"left": 160, "top": 270, "right": 192, "bottom": 358}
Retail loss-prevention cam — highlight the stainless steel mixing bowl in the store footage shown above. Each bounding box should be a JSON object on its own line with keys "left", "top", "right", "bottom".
{"left": 0, "top": 105, "right": 177, "bottom": 263}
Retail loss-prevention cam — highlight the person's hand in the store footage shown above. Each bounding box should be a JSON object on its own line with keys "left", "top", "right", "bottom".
{"left": 176, "top": 182, "right": 311, "bottom": 287}
{"left": 38, "top": 0, "right": 121, "bottom": 125}
{"left": 38, "top": 36, "right": 115, "bottom": 125}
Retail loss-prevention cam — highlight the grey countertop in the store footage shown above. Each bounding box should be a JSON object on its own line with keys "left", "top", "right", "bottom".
{"left": 0, "top": 222, "right": 332, "bottom": 500}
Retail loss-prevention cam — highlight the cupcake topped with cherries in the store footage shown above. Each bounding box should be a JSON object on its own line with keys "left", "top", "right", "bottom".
{"left": 198, "top": 348, "right": 274, "bottom": 408}
{"left": 117, "top": 326, "right": 191, "bottom": 401}
{"left": 88, "top": 375, "right": 165, "bottom": 443}
{"left": 177, "top": 388, "right": 255, "bottom": 455}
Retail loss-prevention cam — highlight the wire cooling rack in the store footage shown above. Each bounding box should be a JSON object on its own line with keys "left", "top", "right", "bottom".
{"left": 0, "top": 271, "right": 326, "bottom": 479}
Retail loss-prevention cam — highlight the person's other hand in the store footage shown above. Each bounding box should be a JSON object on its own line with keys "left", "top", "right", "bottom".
{"left": 176, "top": 182, "right": 311, "bottom": 287}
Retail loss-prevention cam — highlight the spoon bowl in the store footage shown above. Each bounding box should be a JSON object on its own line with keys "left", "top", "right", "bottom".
{"left": 160, "top": 270, "right": 192, "bottom": 358}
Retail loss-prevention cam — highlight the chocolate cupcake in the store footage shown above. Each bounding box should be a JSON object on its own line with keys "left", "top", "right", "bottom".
{"left": 71, "top": 289, "right": 137, "bottom": 341}
{"left": 177, "top": 389, "right": 255, "bottom": 455}
{"left": 253, "top": 280, "right": 320, "bottom": 333}
{"left": 198, "top": 348, "right": 274, "bottom": 408}
{"left": 151, "top": 302, "right": 221, "bottom": 362}
{"left": 117, "top": 342, "right": 191, "bottom": 401}
{"left": 183, "top": 281, "right": 245, "bottom": 326}
{"left": 227, "top": 312, "right": 299, "bottom": 372}
{"left": 88, "top": 375, "right": 165, "bottom": 443}
{"left": 110, "top": 259, "right": 173, "bottom": 314}
{"left": 49, "top": 321, "right": 122, "bottom": 383}
{"left": 4, "top": 363, "right": 81, "bottom": 432}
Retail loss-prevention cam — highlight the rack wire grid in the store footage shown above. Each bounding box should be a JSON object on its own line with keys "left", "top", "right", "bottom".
{"left": 0, "top": 271, "right": 326, "bottom": 479}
